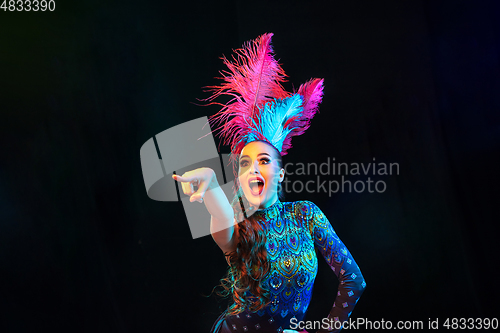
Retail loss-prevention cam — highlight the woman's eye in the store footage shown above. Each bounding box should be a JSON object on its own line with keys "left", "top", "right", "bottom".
{"left": 239, "top": 160, "right": 249, "bottom": 167}
{"left": 260, "top": 158, "right": 270, "bottom": 164}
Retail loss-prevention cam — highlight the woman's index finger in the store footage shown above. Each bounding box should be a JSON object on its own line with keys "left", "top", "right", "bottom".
{"left": 172, "top": 174, "right": 193, "bottom": 182}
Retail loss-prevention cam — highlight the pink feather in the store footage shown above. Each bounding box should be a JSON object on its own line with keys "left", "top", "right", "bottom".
{"left": 204, "top": 33, "right": 290, "bottom": 156}
{"left": 202, "top": 33, "right": 324, "bottom": 182}
{"left": 280, "top": 78, "right": 324, "bottom": 154}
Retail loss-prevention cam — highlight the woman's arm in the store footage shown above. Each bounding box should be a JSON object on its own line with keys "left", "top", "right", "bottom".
{"left": 302, "top": 201, "right": 366, "bottom": 333}
{"left": 172, "top": 168, "right": 239, "bottom": 255}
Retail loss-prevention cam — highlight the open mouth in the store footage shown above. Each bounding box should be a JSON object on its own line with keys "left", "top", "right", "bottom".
{"left": 248, "top": 178, "right": 265, "bottom": 196}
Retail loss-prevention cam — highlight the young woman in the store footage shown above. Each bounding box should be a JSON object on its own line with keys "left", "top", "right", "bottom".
{"left": 173, "top": 33, "right": 366, "bottom": 332}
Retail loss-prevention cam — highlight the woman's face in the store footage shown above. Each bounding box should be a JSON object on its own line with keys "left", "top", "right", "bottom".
{"left": 238, "top": 141, "right": 285, "bottom": 210}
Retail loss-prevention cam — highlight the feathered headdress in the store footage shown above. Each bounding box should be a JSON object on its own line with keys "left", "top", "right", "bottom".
{"left": 204, "top": 33, "right": 324, "bottom": 174}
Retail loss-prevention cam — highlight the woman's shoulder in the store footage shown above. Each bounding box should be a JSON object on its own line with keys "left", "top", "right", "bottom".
{"left": 282, "top": 200, "right": 319, "bottom": 211}
{"left": 279, "top": 201, "right": 318, "bottom": 235}
{"left": 280, "top": 200, "right": 320, "bottom": 221}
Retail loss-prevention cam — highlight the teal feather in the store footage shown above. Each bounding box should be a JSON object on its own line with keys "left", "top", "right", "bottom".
{"left": 256, "top": 94, "right": 304, "bottom": 152}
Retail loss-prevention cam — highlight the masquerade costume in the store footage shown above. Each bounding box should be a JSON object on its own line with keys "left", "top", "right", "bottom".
{"left": 211, "top": 200, "right": 365, "bottom": 333}
{"left": 206, "top": 34, "right": 365, "bottom": 333}
{"left": 205, "top": 33, "right": 324, "bottom": 178}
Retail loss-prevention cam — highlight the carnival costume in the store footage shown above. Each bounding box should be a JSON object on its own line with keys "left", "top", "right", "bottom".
{"left": 206, "top": 33, "right": 365, "bottom": 333}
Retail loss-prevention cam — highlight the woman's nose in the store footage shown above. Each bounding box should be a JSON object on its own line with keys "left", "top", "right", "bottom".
{"left": 249, "top": 161, "right": 260, "bottom": 174}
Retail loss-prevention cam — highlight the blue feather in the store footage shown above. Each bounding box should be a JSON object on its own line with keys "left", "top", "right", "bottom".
{"left": 257, "top": 94, "right": 304, "bottom": 152}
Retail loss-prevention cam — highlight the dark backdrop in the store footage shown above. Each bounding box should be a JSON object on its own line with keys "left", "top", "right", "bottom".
{"left": 1, "top": 0, "right": 499, "bottom": 332}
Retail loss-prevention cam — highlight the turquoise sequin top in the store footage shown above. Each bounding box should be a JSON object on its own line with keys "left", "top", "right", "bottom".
{"left": 214, "top": 200, "right": 366, "bottom": 333}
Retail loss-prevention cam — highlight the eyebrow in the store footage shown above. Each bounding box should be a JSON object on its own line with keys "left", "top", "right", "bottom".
{"left": 240, "top": 153, "right": 272, "bottom": 159}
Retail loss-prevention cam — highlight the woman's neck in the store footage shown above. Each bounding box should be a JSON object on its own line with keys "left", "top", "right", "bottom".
{"left": 258, "top": 196, "right": 279, "bottom": 210}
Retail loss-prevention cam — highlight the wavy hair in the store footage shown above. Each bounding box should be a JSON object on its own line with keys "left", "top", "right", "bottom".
{"left": 217, "top": 140, "right": 284, "bottom": 315}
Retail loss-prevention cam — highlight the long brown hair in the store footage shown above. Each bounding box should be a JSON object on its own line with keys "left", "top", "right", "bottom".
{"left": 217, "top": 140, "right": 284, "bottom": 315}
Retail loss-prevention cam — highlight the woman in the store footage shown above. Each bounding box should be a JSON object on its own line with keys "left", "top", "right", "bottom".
{"left": 173, "top": 33, "right": 366, "bottom": 332}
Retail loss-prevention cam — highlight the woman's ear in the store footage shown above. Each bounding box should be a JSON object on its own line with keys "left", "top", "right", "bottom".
{"left": 279, "top": 168, "right": 285, "bottom": 182}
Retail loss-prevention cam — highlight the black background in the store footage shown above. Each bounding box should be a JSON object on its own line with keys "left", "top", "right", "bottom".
{"left": 1, "top": 0, "right": 499, "bottom": 332}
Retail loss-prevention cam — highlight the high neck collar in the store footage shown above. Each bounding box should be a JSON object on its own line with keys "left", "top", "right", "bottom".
{"left": 253, "top": 198, "right": 282, "bottom": 218}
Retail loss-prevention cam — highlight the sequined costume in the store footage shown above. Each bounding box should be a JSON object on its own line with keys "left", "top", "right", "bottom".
{"left": 211, "top": 200, "right": 366, "bottom": 333}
